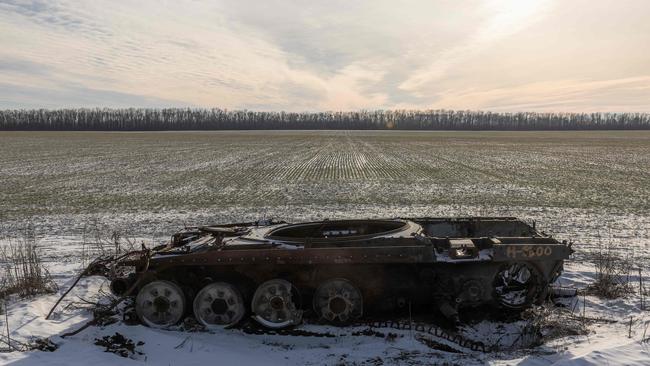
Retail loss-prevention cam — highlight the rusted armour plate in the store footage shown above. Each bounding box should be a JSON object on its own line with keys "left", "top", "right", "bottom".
{"left": 492, "top": 244, "right": 571, "bottom": 261}
{"left": 150, "top": 245, "right": 435, "bottom": 266}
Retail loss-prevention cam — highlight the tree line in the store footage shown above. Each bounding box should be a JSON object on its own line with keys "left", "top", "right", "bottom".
{"left": 1, "top": 108, "right": 648, "bottom": 130}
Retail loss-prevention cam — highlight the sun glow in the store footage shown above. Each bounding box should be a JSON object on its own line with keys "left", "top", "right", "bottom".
{"left": 481, "top": 0, "right": 549, "bottom": 40}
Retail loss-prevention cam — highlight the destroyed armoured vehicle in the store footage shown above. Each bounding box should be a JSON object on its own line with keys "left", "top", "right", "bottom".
{"left": 110, "top": 217, "right": 572, "bottom": 329}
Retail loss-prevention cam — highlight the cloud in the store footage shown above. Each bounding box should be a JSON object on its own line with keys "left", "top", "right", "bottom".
{"left": 0, "top": 0, "right": 649, "bottom": 112}
{"left": 1, "top": 0, "right": 396, "bottom": 111}
{"left": 427, "top": 76, "right": 650, "bottom": 113}
{"left": 0, "top": 0, "right": 111, "bottom": 39}
{"left": 0, "top": 58, "right": 53, "bottom": 76}
{"left": 399, "top": 0, "right": 552, "bottom": 93}
{"left": 0, "top": 82, "right": 190, "bottom": 109}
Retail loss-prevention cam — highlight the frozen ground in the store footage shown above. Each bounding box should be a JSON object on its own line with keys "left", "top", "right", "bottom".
{"left": 1, "top": 131, "right": 649, "bottom": 364}
{"left": 0, "top": 235, "right": 649, "bottom": 365}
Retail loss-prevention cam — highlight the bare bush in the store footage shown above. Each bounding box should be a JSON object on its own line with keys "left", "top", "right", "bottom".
{"left": 80, "top": 219, "right": 140, "bottom": 270}
{"left": 586, "top": 244, "right": 635, "bottom": 299}
{"left": 0, "top": 229, "right": 57, "bottom": 300}
{"left": 516, "top": 304, "right": 588, "bottom": 349}
{"left": 0, "top": 281, "right": 5, "bottom": 316}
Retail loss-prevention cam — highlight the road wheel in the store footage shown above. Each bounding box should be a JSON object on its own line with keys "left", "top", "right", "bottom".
{"left": 251, "top": 279, "right": 302, "bottom": 329}
{"left": 135, "top": 280, "right": 186, "bottom": 328}
{"left": 493, "top": 262, "right": 542, "bottom": 309}
{"left": 193, "top": 282, "right": 246, "bottom": 329}
{"left": 313, "top": 278, "right": 363, "bottom": 324}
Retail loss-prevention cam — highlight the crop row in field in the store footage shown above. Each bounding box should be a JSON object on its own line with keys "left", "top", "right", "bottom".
{"left": 1, "top": 130, "right": 648, "bottom": 217}
{"left": 1, "top": 130, "right": 649, "bottom": 263}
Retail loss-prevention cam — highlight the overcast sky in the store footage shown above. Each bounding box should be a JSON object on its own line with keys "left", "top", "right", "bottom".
{"left": 1, "top": 0, "right": 649, "bottom": 112}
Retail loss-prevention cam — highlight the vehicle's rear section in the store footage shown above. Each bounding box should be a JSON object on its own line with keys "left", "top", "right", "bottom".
{"left": 413, "top": 217, "right": 539, "bottom": 238}
{"left": 414, "top": 217, "right": 572, "bottom": 321}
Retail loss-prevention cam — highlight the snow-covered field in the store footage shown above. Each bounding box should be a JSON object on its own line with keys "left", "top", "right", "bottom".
{"left": 1, "top": 131, "right": 649, "bottom": 219}
{"left": 1, "top": 131, "right": 649, "bottom": 365}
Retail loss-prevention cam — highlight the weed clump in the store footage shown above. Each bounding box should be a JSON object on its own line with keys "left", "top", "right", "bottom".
{"left": 586, "top": 245, "right": 634, "bottom": 299}
{"left": 0, "top": 226, "right": 57, "bottom": 301}
{"left": 516, "top": 305, "right": 588, "bottom": 348}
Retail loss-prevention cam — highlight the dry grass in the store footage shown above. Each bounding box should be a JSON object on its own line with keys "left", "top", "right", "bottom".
{"left": 516, "top": 304, "right": 589, "bottom": 349}
{"left": 0, "top": 227, "right": 57, "bottom": 302}
{"left": 80, "top": 219, "right": 139, "bottom": 270}
{"left": 586, "top": 244, "right": 635, "bottom": 299}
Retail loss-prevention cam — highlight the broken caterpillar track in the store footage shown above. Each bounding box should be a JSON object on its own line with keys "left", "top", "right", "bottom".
{"left": 364, "top": 319, "right": 492, "bottom": 353}
{"left": 238, "top": 318, "right": 492, "bottom": 353}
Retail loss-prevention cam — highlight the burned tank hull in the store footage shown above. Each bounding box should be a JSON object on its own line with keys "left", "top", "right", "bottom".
{"left": 112, "top": 217, "right": 572, "bottom": 329}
